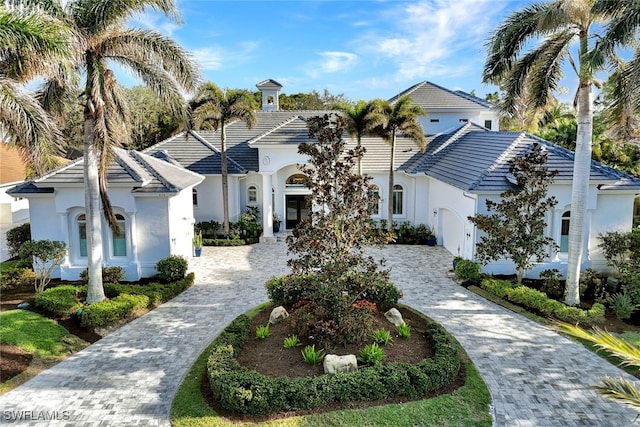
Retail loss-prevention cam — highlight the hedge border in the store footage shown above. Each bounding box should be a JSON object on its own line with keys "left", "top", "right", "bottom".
{"left": 481, "top": 278, "right": 605, "bottom": 326}
{"left": 206, "top": 308, "right": 462, "bottom": 415}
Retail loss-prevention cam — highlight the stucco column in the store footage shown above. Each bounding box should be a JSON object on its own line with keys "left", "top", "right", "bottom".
{"left": 261, "top": 173, "right": 274, "bottom": 238}
{"left": 552, "top": 209, "right": 562, "bottom": 261}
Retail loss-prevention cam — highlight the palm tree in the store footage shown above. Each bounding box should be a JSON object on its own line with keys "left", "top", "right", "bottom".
{"left": 483, "top": 0, "right": 612, "bottom": 306}
{"left": 366, "top": 96, "right": 426, "bottom": 231}
{"left": 0, "top": 7, "right": 71, "bottom": 174}
{"left": 557, "top": 322, "right": 640, "bottom": 409}
{"left": 192, "top": 82, "right": 256, "bottom": 236}
{"left": 333, "top": 100, "right": 374, "bottom": 175}
{"left": 21, "top": 0, "right": 200, "bottom": 303}
{"left": 590, "top": 1, "right": 640, "bottom": 145}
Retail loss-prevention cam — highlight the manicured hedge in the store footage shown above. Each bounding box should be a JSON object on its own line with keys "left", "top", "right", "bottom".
{"left": 103, "top": 273, "right": 195, "bottom": 306}
{"left": 265, "top": 273, "right": 402, "bottom": 309}
{"left": 35, "top": 285, "right": 85, "bottom": 315}
{"left": 481, "top": 278, "right": 605, "bottom": 326}
{"left": 207, "top": 312, "right": 461, "bottom": 415}
{"left": 35, "top": 273, "right": 195, "bottom": 329}
{"left": 81, "top": 294, "right": 149, "bottom": 328}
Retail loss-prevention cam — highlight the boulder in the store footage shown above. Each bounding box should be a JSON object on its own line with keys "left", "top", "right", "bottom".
{"left": 384, "top": 308, "right": 405, "bottom": 327}
{"left": 269, "top": 306, "right": 289, "bottom": 324}
{"left": 323, "top": 354, "right": 358, "bottom": 375}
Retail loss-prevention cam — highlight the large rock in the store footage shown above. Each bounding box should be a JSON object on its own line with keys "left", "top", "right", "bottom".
{"left": 384, "top": 308, "right": 405, "bottom": 327}
{"left": 323, "top": 354, "right": 358, "bottom": 375}
{"left": 269, "top": 306, "right": 289, "bottom": 324}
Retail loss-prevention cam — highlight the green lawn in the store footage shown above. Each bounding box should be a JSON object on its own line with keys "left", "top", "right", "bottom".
{"left": 171, "top": 304, "right": 492, "bottom": 427}
{"left": 0, "top": 310, "right": 88, "bottom": 394}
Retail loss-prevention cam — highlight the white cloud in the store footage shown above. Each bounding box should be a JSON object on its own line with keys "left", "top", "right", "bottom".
{"left": 357, "top": 0, "right": 509, "bottom": 84}
{"left": 129, "top": 11, "right": 180, "bottom": 36}
{"left": 306, "top": 51, "right": 358, "bottom": 79}
{"left": 192, "top": 47, "right": 223, "bottom": 71}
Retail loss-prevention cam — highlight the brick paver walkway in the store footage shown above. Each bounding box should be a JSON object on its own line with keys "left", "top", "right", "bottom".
{"left": 1, "top": 243, "right": 639, "bottom": 426}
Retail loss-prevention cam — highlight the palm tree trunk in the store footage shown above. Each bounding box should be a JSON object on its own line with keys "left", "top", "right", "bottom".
{"left": 564, "top": 81, "right": 593, "bottom": 306}
{"left": 221, "top": 126, "right": 230, "bottom": 235}
{"left": 83, "top": 116, "right": 105, "bottom": 304}
{"left": 387, "top": 137, "right": 396, "bottom": 231}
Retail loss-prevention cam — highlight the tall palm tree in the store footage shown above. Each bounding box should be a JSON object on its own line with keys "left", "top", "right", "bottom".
{"left": 0, "top": 7, "right": 71, "bottom": 174}
{"left": 18, "top": 0, "right": 200, "bottom": 303}
{"left": 483, "top": 0, "right": 611, "bottom": 306}
{"left": 366, "top": 96, "right": 426, "bottom": 231}
{"left": 192, "top": 82, "right": 256, "bottom": 236}
{"left": 333, "top": 100, "right": 374, "bottom": 175}
{"left": 591, "top": 1, "right": 640, "bottom": 144}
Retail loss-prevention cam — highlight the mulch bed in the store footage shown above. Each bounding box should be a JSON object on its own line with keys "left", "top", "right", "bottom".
{"left": 201, "top": 305, "right": 466, "bottom": 422}
{"left": 0, "top": 344, "right": 32, "bottom": 382}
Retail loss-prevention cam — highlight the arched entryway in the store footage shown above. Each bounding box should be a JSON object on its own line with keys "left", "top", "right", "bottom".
{"left": 284, "top": 174, "right": 310, "bottom": 229}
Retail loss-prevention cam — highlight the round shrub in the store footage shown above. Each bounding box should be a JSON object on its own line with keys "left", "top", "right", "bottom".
{"left": 6, "top": 223, "right": 31, "bottom": 258}
{"left": 454, "top": 259, "right": 482, "bottom": 282}
{"left": 35, "top": 285, "right": 85, "bottom": 316}
{"left": 156, "top": 255, "right": 188, "bottom": 283}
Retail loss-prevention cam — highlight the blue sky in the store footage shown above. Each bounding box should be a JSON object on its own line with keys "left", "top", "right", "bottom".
{"left": 126, "top": 0, "right": 573, "bottom": 101}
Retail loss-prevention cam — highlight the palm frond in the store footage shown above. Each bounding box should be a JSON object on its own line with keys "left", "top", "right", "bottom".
{"left": 0, "top": 75, "right": 62, "bottom": 174}
{"left": 74, "top": 0, "right": 180, "bottom": 35}
{"left": 557, "top": 322, "right": 640, "bottom": 369}
{"left": 595, "top": 376, "right": 640, "bottom": 409}
{"left": 98, "top": 28, "right": 201, "bottom": 93}
{"left": 483, "top": 1, "right": 560, "bottom": 84}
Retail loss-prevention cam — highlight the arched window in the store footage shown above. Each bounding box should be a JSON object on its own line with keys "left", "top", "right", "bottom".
{"left": 77, "top": 214, "right": 87, "bottom": 257}
{"left": 112, "top": 214, "right": 127, "bottom": 257}
{"left": 560, "top": 211, "right": 570, "bottom": 252}
{"left": 192, "top": 188, "right": 198, "bottom": 206}
{"left": 369, "top": 185, "right": 380, "bottom": 215}
{"left": 248, "top": 185, "right": 258, "bottom": 204}
{"left": 392, "top": 185, "right": 403, "bottom": 215}
{"left": 286, "top": 174, "right": 309, "bottom": 188}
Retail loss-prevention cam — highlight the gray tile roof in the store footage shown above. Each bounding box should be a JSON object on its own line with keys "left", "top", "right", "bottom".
{"left": 408, "top": 127, "right": 640, "bottom": 192}
{"left": 9, "top": 148, "right": 203, "bottom": 195}
{"left": 389, "top": 81, "right": 497, "bottom": 110}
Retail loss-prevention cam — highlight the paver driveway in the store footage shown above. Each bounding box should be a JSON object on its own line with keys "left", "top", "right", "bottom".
{"left": 1, "top": 243, "right": 639, "bottom": 426}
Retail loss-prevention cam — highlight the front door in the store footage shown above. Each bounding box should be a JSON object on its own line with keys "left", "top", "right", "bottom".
{"left": 286, "top": 195, "right": 310, "bottom": 229}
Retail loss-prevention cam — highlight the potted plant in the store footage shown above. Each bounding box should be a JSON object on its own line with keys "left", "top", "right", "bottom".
{"left": 273, "top": 213, "right": 281, "bottom": 233}
{"left": 425, "top": 226, "right": 437, "bottom": 246}
{"left": 193, "top": 231, "right": 203, "bottom": 257}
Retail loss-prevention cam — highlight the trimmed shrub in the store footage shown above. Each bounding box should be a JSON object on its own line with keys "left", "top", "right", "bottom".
{"left": 480, "top": 278, "right": 605, "bottom": 326}
{"left": 156, "top": 255, "right": 188, "bottom": 283}
{"left": 81, "top": 294, "right": 149, "bottom": 328}
{"left": 6, "top": 223, "right": 30, "bottom": 258}
{"left": 0, "top": 267, "right": 35, "bottom": 290}
{"left": 80, "top": 266, "right": 125, "bottom": 284}
{"left": 207, "top": 312, "right": 461, "bottom": 415}
{"left": 104, "top": 273, "right": 195, "bottom": 305}
{"left": 35, "top": 285, "right": 85, "bottom": 316}
{"left": 481, "top": 278, "right": 517, "bottom": 299}
{"left": 454, "top": 259, "right": 482, "bottom": 282}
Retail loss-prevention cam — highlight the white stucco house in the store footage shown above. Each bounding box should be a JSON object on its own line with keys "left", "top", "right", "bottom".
{"left": 9, "top": 148, "right": 203, "bottom": 280}
{"left": 11, "top": 79, "right": 640, "bottom": 280}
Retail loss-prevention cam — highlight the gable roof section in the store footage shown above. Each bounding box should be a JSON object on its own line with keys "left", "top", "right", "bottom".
{"left": 389, "top": 81, "right": 497, "bottom": 111}
{"left": 9, "top": 148, "right": 203, "bottom": 196}
{"left": 409, "top": 129, "right": 640, "bottom": 192}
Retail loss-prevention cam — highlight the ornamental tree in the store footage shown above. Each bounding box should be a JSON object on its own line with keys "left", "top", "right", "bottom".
{"left": 468, "top": 143, "right": 558, "bottom": 284}
{"left": 19, "top": 240, "right": 67, "bottom": 293}
{"left": 285, "top": 113, "right": 395, "bottom": 333}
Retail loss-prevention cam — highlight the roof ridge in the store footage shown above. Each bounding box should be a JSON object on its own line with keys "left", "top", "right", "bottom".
{"left": 388, "top": 81, "right": 426, "bottom": 103}
{"left": 248, "top": 115, "right": 302, "bottom": 144}
{"left": 191, "top": 129, "right": 248, "bottom": 174}
{"left": 430, "top": 123, "right": 473, "bottom": 157}
{"left": 468, "top": 132, "right": 526, "bottom": 190}
{"left": 143, "top": 131, "right": 188, "bottom": 153}
{"left": 113, "top": 147, "right": 152, "bottom": 185}
{"left": 189, "top": 130, "right": 220, "bottom": 153}
{"left": 129, "top": 150, "right": 176, "bottom": 192}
